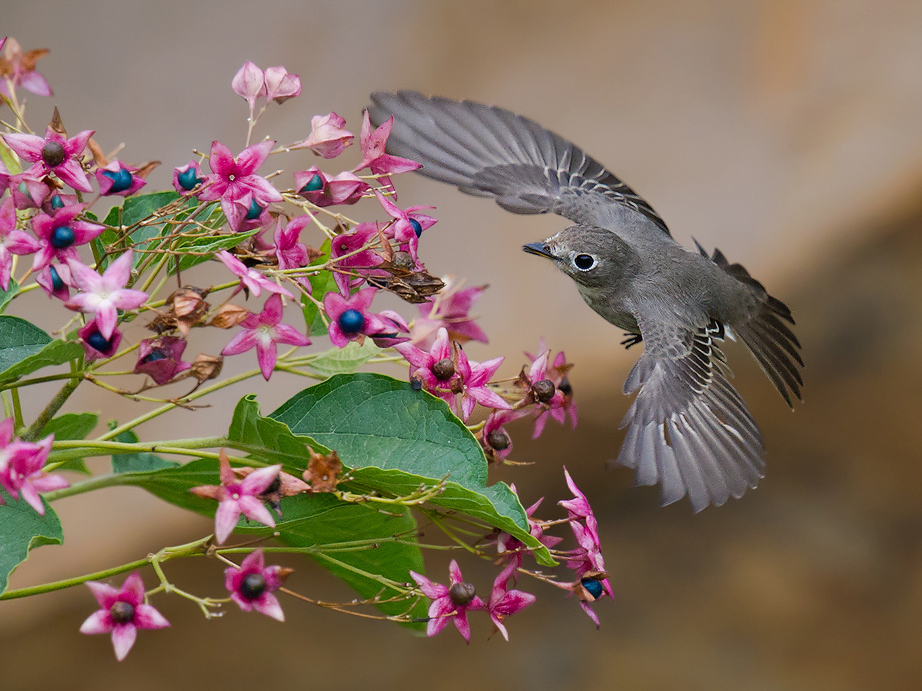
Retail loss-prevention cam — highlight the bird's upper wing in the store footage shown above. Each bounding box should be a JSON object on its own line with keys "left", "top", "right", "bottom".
{"left": 615, "top": 315, "right": 765, "bottom": 512}
{"left": 367, "top": 91, "right": 670, "bottom": 234}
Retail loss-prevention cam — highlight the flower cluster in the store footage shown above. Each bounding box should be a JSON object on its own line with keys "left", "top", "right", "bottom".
{"left": 0, "top": 40, "right": 607, "bottom": 663}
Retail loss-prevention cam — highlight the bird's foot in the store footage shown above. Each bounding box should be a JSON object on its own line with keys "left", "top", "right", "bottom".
{"left": 621, "top": 333, "right": 643, "bottom": 349}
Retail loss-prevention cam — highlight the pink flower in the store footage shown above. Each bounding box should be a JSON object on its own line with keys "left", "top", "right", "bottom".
{"left": 79, "top": 572, "right": 169, "bottom": 661}
{"left": 35, "top": 263, "right": 72, "bottom": 301}
{"left": 0, "top": 38, "right": 52, "bottom": 98}
{"left": 323, "top": 286, "right": 408, "bottom": 348}
{"left": 221, "top": 293, "right": 311, "bottom": 380}
{"left": 231, "top": 60, "right": 266, "bottom": 112}
{"left": 6, "top": 171, "right": 51, "bottom": 209}
{"left": 295, "top": 167, "right": 369, "bottom": 208}
{"left": 94, "top": 160, "right": 146, "bottom": 196}
{"left": 65, "top": 250, "right": 149, "bottom": 340}
{"left": 0, "top": 426, "right": 65, "bottom": 514}
{"left": 216, "top": 250, "right": 293, "bottom": 298}
{"left": 374, "top": 189, "right": 436, "bottom": 265}
{"left": 189, "top": 453, "right": 281, "bottom": 543}
{"left": 293, "top": 112, "right": 353, "bottom": 158}
{"left": 354, "top": 111, "right": 421, "bottom": 196}
{"left": 30, "top": 204, "right": 104, "bottom": 272}
{"left": 410, "top": 560, "right": 485, "bottom": 642}
{"left": 79, "top": 318, "right": 122, "bottom": 361}
{"left": 329, "top": 222, "right": 387, "bottom": 294}
{"left": 395, "top": 328, "right": 509, "bottom": 420}
{"left": 0, "top": 196, "right": 41, "bottom": 290}
{"left": 521, "top": 343, "right": 578, "bottom": 438}
{"left": 412, "top": 276, "right": 488, "bottom": 349}
{"left": 198, "top": 140, "right": 283, "bottom": 231}
{"left": 225, "top": 549, "right": 290, "bottom": 621}
{"left": 263, "top": 65, "right": 301, "bottom": 104}
{"left": 133, "top": 336, "right": 191, "bottom": 385}
{"left": 173, "top": 160, "right": 204, "bottom": 193}
{"left": 485, "top": 563, "right": 536, "bottom": 641}
{"left": 3, "top": 126, "right": 94, "bottom": 192}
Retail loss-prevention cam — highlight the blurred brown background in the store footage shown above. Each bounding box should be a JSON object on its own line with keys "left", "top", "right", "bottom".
{"left": 2, "top": 0, "right": 922, "bottom": 689}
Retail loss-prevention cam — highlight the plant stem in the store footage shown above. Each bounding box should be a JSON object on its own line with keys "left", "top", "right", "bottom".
{"left": 21, "top": 377, "right": 81, "bottom": 441}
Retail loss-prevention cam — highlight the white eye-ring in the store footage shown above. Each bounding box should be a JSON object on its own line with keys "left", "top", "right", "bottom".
{"left": 573, "top": 253, "right": 597, "bottom": 271}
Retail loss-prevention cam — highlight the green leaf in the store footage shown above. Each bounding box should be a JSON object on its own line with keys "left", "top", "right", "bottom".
{"left": 41, "top": 412, "right": 99, "bottom": 474}
{"left": 170, "top": 225, "right": 260, "bottom": 275}
{"left": 0, "top": 317, "right": 82, "bottom": 382}
{"left": 228, "top": 395, "right": 326, "bottom": 466}
{"left": 236, "top": 493, "right": 426, "bottom": 623}
{"left": 270, "top": 373, "right": 552, "bottom": 564}
{"left": 123, "top": 191, "right": 182, "bottom": 227}
{"left": 305, "top": 340, "right": 380, "bottom": 377}
{"left": 0, "top": 495, "right": 63, "bottom": 595}
{"left": 0, "top": 278, "right": 20, "bottom": 314}
{"left": 110, "top": 429, "right": 179, "bottom": 473}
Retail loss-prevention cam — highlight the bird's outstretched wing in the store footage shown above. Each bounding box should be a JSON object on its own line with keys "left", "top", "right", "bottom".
{"left": 367, "top": 91, "right": 670, "bottom": 234}
{"left": 616, "top": 316, "right": 765, "bottom": 512}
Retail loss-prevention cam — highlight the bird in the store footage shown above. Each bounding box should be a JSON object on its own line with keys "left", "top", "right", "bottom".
{"left": 366, "top": 91, "right": 803, "bottom": 512}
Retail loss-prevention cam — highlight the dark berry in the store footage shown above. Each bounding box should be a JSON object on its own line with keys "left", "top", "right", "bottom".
{"left": 448, "top": 581, "right": 476, "bottom": 607}
{"left": 558, "top": 376, "right": 572, "bottom": 396}
{"left": 299, "top": 174, "right": 323, "bottom": 193}
{"left": 245, "top": 199, "right": 263, "bottom": 220}
{"left": 109, "top": 601, "right": 135, "bottom": 624}
{"left": 408, "top": 218, "right": 423, "bottom": 238}
{"left": 533, "top": 378, "right": 556, "bottom": 403}
{"left": 140, "top": 347, "right": 167, "bottom": 364}
{"left": 50, "top": 225, "right": 76, "bottom": 249}
{"left": 48, "top": 265, "right": 65, "bottom": 292}
{"left": 86, "top": 331, "right": 112, "bottom": 352}
{"left": 240, "top": 573, "right": 267, "bottom": 600}
{"left": 487, "top": 429, "right": 511, "bottom": 451}
{"left": 41, "top": 140, "right": 66, "bottom": 167}
{"left": 177, "top": 167, "right": 202, "bottom": 191}
{"left": 410, "top": 376, "right": 423, "bottom": 391}
{"left": 103, "top": 167, "right": 133, "bottom": 193}
{"left": 580, "top": 577, "right": 604, "bottom": 600}
{"left": 337, "top": 308, "right": 365, "bottom": 335}
{"left": 432, "top": 358, "right": 455, "bottom": 381}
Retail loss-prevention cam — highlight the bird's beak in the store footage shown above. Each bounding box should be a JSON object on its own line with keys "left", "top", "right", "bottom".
{"left": 523, "top": 242, "right": 554, "bottom": 260}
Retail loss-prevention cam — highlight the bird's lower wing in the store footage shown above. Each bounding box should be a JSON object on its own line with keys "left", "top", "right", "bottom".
{"left": 615, "top": 319, "right": 765, "bottom": 512}
{"left": 367, "top": 91, "right": 669, "bottom": 233}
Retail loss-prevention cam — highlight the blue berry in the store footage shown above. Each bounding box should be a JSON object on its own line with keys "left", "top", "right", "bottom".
{"left": 408, "top": 218, "right": 423, "bottom": 238}
{"left": 337, "top": 309, "right": 365, "bottom": 335}
{"left": 246, "top": 199, "right": 263, "bottom": 220}
{"left": 48, "top": 265, "right": 65, "bottom": 292}
{"left": 50, "top": 195, "right": 65, "bottom": 209}
{"left": 141, "top": 347, "right": 167, "bottom": 364}
{"left": 50, "top": 225, "right": 76, "bottom": 249}
{"left": 580, "top": 577, "right": 604, "bottom": 600}
{"left": 86, "top": 331, "right": 112, "bottom": 352}
{"left": 299, "top": 174, "right": 323, "bottom": 193}
{"left": 103, "top": 167, "right": 133, "bottom": 193}
{"left": 177, "top": 167, "right": 202, "bottom": 190}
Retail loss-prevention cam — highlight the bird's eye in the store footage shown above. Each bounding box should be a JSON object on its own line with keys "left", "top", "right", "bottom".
{"left": 574, "top": 254, "right": 596, "bottom": 271}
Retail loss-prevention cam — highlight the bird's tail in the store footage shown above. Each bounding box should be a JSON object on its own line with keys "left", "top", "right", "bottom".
{"left": 704, "top": 246, "right": 804, "bottom": 407}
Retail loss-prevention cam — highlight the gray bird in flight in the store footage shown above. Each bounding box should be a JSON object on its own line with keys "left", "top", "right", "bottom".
{"left": 367, "top": 91, "right": 803, "bottom": 512}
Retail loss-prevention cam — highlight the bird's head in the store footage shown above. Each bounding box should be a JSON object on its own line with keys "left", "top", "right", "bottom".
{"left": 523, "top": 225, "right": 639, "bottom": 290}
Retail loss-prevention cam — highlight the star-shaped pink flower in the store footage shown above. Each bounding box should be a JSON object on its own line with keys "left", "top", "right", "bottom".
{"left": 65, "top": 250, "right": 149, "bottom": 340}
{"left": 197, "top": 140, "right": 283, "bottom": 231}
{"left": 0, "top": 38, "right": 53, "bottom": 99}
{"left": 225, "top": 549, "right": 290, "bottom": 621}
{"left": 189, "top": 453, "right": 282, "bottom": 543}
{"left": 410, "top": 560, "right": 485, "bottom": 642}
{"left": 3, "top": 126, "right": 94, "bottom": 192}
{"left": 323, "top": 286, "right": 408, "bottom": 348}
{"left": 221, "top": 293, "right": 311, "bottom": 380}
{"left": 30, "top": 203, "right": 104, "bottom": 272}
{"left": 485, "top": 563, "right": 536, "bottom": 641}
{"left": 216, "top": 250, "right": 293, "bottom": 298}
{"left": 79, "top": 572, "right": 169, "bottom": 661}
{"left": 0, "top": 423, "right": 65, "bottom": 514}
{"left": 354, "top": 111, "right": 421, "bottom": 196}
